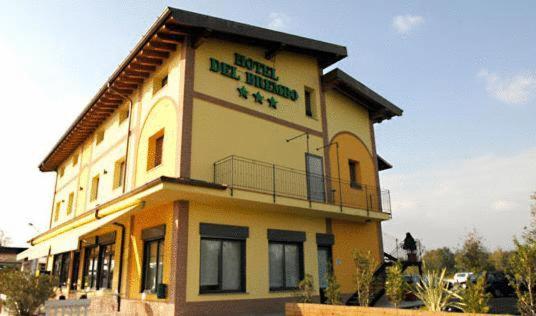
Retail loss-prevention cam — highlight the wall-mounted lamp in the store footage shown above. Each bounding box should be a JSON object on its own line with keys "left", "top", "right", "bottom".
{"left": 103, "top": 170, "right": 108, "bottom": 175}
{"left": 80, "top": 187, "right": 84, "bottom": 191}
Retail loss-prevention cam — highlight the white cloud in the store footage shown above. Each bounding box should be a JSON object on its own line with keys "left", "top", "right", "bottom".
{"left": 382, "top": 148, "right": 536, "bottom": 250}
{"left": 267, "top": 12, "right": 290, "bottom": 31}
{"left": 478, "top": 69, "right": 536, "bottom": 105}
{"left": 392, "top": 14, "right": 424, "bottom": 34}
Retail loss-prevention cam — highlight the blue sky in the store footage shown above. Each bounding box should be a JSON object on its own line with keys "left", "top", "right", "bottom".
{"left": 0, "top": 1, "right": 534, "bottom": 250}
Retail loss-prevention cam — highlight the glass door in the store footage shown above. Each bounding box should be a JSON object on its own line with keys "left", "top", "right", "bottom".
{"left": 306, "top": 154, "right": 325, "bottom": 202}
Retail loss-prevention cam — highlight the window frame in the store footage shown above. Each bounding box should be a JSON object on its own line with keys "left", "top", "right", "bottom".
{"left": 268, "top": 241, "right": 304, "bottom": 292}
{"left": 66, "top": 192, "right": 74, "bottom": 215}
{"left": 52, "top": 252, "right": 70, "bottom": 287}
{"left": 54, "top": 201, "right": 61, "bottom": 222}
{"left": 147, "top": 129, "right": 165, "bottom": 171}
{"left": 97, "top": 242, "right": 115, "bottom": 290}
{"left": 304, "top": 89, "right": 313, "bottom": 118}
{"left": 141, "top": 237, "right": 165, "bottom": 294}
{"left": 82, "top": 246, "right": 98, "bottom": 290}
{"left": 348, "top": 159, "right": 362, "bottom": 189}
{"left": 199, "top": 237, "right": 246, "bottom": 294}
{"left": 113, "top": 158, "right": 126, "bottom": 189}
{"left": 90, "top": 175, "right": 100, "bottom": 202}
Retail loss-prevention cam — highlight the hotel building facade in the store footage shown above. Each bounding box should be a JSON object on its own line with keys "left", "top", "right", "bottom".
{"left": 18, "top": 8, "right": 402, "bottom": 315}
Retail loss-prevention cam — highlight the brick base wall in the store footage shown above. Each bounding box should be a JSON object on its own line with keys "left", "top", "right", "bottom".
{"left": 285, "top": 303, "right": 496, "bottom": 316}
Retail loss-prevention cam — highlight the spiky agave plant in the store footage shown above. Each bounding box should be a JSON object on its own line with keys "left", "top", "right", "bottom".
{"left": 413, "top": 268, "right": 454, "bottom": 311}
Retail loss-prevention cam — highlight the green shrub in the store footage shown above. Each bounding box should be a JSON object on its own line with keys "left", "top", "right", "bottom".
{"left": 0, "top": 269, "right": 56, "bottom": 316}
{"left": 296, "top": 273, "right": 315, "bottom": 303}
{"left": 352, "top": 250, "right": 377, "bottom": 307}
{"left": 453, "top": 273, "right": 490, "bottom": 313}
{"left": 413, "top": 268, "right": 453, "bottom": 311}
{"left": 385, "top": 262, "right": 406, "bottom": 308}
{"left": 324, "top": 266, "right": 341, "bottom": 305}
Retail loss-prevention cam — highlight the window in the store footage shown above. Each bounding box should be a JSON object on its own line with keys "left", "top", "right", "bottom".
{"left": 348, "top": 160, "right": 361, "bottom": 189}
{"left": 147, "top": 130, "right": 164, "bottom": 170}
{"left": 52, "top": 252, "right": 71, "bottom": 287}
{"left": 154, "top": 74, "right": 168, "bottom": 94}
{"left": 199, "top": 223, "right": 249, "bottom": 294}
{"left": 66, "top": 192, "right": 74, "bottom": 215}
{"left": 269, "top": 242, "right": 303, "bottom": 290}
{"left": 54, "top": 201, "right": 61, "bottom": 222}
{"left": 268, "top": 229, "right": 305, "bottom": 291}
{"left": 200, "top": 239, "right": 245, "bottom": 293}
{"left": 161, "top": 75, "right": 168, "bottom": 88}
{"left": 96, "top": 129, "right": 105, "bottom": 145}
{"left": 316, "top": 233, "right": 334, "bottom": 293}
{"left": 304, "top": 89, "right": 313, "bottom": 117}
{"left": 82, "top": 246, "right": 98, "bottom": 289}
{"left": 72, "top": 154, "right": 79, "bottom": 166}
{"left": 70, "top": 252, "right": 80, "bottom": 290}
{"left": 98, "top": 243, "right": 115, "bottom": 289}
{"left": 90, "top": 175, "right": 100, "bottom": 202}
{"left": 119, "top": 108, "right": 129, "bottom": 124}
{"left": 113, "top": 158, "right": 126, "bottom": 189}
{"left": 59, "top": 166, "right": 65, "bottom": 178}
{"left": 142, "top": 239, "right": 164, "bottom": 293}
{"left": 141, "top": 225, "right": 166, "bottom": 293}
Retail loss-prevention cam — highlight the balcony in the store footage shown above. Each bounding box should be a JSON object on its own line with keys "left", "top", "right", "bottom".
{"left": 213, "top": 155, "right": 392, "bottom": 217}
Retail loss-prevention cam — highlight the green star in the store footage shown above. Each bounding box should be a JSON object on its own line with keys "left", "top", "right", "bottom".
{"left": 267, "top": 96, "right": 278, "bottom": 109}
{"left": 252, "top": 91, "right": 264, "bottom": 104}
{"left": 237, "top": 86, "right": 249, "bottom": 99}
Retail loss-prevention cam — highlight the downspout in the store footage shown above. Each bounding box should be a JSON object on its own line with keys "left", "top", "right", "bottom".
{"left": 106, "top": 83, "right": 134, "bottom": 194}
{"left": 113, "top": 222, "right": 126, "bottom": 312}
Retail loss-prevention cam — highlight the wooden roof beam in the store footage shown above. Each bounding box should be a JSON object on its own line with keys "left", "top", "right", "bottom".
{"left": 147, "top": 41, "right": 177, "bottom": 51}
{"left": 162, "top": 23, "right": 188, "bottom": 35}
{"left": 119, "top": 76, "right": 145, "bottom": 84}
{"left": 140, "top": 49, "right": 169, "bottom": 59}
{"left": 135, "top": 56, "right": 163, "bottom": 66}
{"left": 155, "top": 33, "right": 183, "bottom": 43}
{"left": 123, "top": 70, "right": 150, "bottom": 78}
{"left": 127, "top": 64, "right": 156, "bottom": 72}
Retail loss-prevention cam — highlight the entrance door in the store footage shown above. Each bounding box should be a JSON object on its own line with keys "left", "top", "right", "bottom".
{"left": 317, "top": 246, "right": 333, "bottom": 303}
{"left": 306, "top": 154, "right": 325, "bottom": 202}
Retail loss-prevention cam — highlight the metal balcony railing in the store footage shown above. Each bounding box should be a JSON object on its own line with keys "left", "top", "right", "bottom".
{"left": 213, "top": 155, "right": 392, "bottom": 216}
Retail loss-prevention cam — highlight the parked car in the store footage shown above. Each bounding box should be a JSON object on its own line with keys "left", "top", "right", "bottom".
{"left": 453, "top": 272, "right": 475, "bottom": 286}
{"left": 486, "top": 271, "right": 514, "bottom": 297}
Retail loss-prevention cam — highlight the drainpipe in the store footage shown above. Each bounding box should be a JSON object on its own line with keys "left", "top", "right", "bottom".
{"left": 113, "top": 222, "right": 126, "bottom": 312}
{"left": 106, "top": 83, "right": 134, "bottom": 194}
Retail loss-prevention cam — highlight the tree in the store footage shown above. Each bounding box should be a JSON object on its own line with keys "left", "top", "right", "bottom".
{"left": 0, "top": 229, "right": 11, "bottom": 246}
{"left": 385, "top": 262, "right": 406, "bottom": 308}
{"left": 296, "top": 274, "right": 315, "bottom": 303}
{"left": 489, "top": 248, "right": 513, "bottom": 272}
{"left": 0, "top": 269, "right": 56, "bottom": 316}
{"left": 352, "top": 250, "right": 377, "bottom": 307}
{"left": 455, "top": 230, "right": 491, "bottom": 272}
{"left": 453, "top": 273, "right": 491, "bottom": 313}
{"left": 508, "top": 193, "right": 536, "bottom": 315}
{"left": 422, "top": 247, "right": 456, "bottom": 273}
{"left": 509, "top": 239, "right": 536, "bottom": 315}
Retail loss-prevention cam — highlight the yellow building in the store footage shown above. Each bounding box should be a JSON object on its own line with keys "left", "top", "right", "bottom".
{"left": 18, "top": 7, "right": 402, "bottom": 315}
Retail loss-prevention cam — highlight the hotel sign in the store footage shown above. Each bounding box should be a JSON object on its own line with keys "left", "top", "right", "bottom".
{"left": 209, "top": 53, "right": 299, "bottom": 108}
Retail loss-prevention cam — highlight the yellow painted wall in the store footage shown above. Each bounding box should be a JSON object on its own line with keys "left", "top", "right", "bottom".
{"left": 134, "top": 97, "right": 179, "bottom": 187}
{"left": 194, "top": 38, "right": 323, "bottom": 133}
{"left": 125, "top": 204, "right": 173, "bottom": 302}
{"left": 186, "top": 201, "right": 327, "bottom": 302}
{"left": 191, "top": 99, "right": 324, "bottom": 183}
{"left": 328, "top": 132, "right": 380, "bottom": 211}
{"left": 324, "top": 90, "right": 372, "bottom": 151}
{"left": 50, "top": 46, "right": 183, "bottom": 227}
{"left": 331, "top": 220, "right": 382, "bottom": 294}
